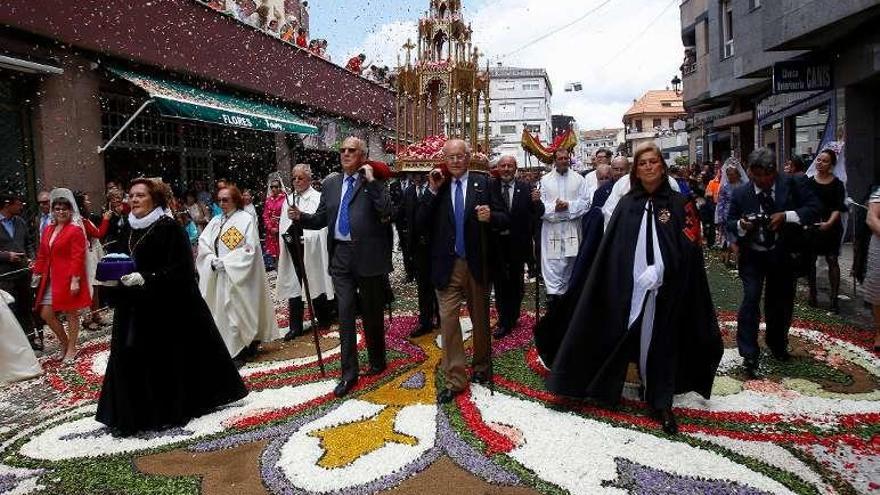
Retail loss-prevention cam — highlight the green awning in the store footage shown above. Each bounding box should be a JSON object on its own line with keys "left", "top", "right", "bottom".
{"left": 108, "top": 68, "right": 318, "bottom": 135}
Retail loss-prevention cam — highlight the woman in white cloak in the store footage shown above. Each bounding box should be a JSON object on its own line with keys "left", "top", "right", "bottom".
{"left": 197, "top": 185, "right": 278, "bottom": 360}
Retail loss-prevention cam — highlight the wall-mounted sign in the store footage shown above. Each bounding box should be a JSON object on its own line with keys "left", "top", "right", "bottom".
{"left": 773, "top": 60, "right": 833, "bottom": 94}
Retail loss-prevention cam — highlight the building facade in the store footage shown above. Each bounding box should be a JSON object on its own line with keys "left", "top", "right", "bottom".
{"left": 484, "top": 64, "right": 553, "bottom": 167}
{"left": 680, "top": 0, "right": 880, "bottom": 200}
{"left": 579, "top": 128, "right": 626, "bottom": 165}
{"left": 0, "top": 0, "right": 395, "bottom": 205}
{"left": 622, "top": 90, "right": 689, "bottom": 159}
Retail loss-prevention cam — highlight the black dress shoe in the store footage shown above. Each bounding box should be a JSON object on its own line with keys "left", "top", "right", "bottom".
{"left": 471, "top": 371, "right": 490, "bottom": 385}
{"left": 652, "top": 408, "right": 679, "bottom": 435}
{"left": 409, "top": 325, "right": 433, "bottom": 338}
{"left": 743, "top": 357, "right": 760, "bottom": 379}
{"left": 437, "top": 388, "right": 460, "bottom": 404}
{"left": 492, "top": 326, "right": 511, "bottom": 339}
{"left": 362, "top": 365, "right": 386, "bottom": 376}
{"left": 334, "top": 379, "right": 358, "bottom": 398}
{"left": 284, "top": 327, "right": 305, "bottom": 341}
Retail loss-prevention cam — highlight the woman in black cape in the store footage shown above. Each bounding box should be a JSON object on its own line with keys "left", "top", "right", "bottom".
{"left": 545, "top": 143, "right": 722, "bottom": 434}
{"left": 96, "top": 178, "right": 248, "bottom": 435}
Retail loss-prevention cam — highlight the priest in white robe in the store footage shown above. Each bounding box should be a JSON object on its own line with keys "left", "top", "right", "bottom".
{"left": 540, "top": 148, "right": 590, "bottom": 299}
{"left": 277, "top": 165, "right": 335, "bottom": 340}
{"left": 0, "top": 289, "right": 42, "bottom": 385}
{"left": 197, "top": 186, "right": 278, "bottom": 360}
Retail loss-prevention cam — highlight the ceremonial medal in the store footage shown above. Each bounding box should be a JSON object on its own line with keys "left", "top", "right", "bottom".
{"left": 220, "top": 226, "right": 245, "bottom": 250}
{"left": 658, "top": 208, "right": 672, "bottom": 224}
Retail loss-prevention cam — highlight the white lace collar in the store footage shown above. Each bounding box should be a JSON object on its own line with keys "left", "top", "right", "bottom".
{"left": 128, "top": 207, "right": 166, "bottom": 230}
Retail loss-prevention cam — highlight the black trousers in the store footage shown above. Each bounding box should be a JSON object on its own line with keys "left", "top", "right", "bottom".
{"left": 494, "top": 259, "right": 525, "bottom": 330}
{"left": 397, "top": 225, "right": 413, "bottom": 277}
{"left": 0, "top": 274, "right": 35, "bottom": 339}
{"left": 413, "top": 243, "right": 439, "bottom": 329}
{"left": 329, "top": 243, "right": 387, "bottom": 381}
{"left": 737, "top": 248, "right": 795, "bottom": 359}
{"left": 288, "top": 294, "right": 334, "bottom": 334}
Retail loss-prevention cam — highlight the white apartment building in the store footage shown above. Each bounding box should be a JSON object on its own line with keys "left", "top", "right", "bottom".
{"left": 579, "top": 128, "right": 626, "bottom": 165}
{"left": 483, "top": 64, "right": 553, "bottom": 167}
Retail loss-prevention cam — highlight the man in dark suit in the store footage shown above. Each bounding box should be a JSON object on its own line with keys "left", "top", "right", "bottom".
{"left": 0, "top": 193, "right": 38, "bottom": 348}
{"left": 490, "top": 156, "right": 544, "bottom": 338}
{"left": 405, "top": 173, "right": 440, "bottom": 338}
{"left": 391, "top": 174, "right": 414, "bottom": 281}
{"left": 290, "top": 136, "right": 394, "bottom": 397}
{"left": 727, "top": 147, "right": 820, "bottom": 378}
{"left": 418, "top": 139, "right": 509, "bottom": 403}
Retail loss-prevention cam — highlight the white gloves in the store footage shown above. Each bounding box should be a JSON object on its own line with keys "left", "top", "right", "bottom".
{"left": 211, "top": 259, "right": 225, "bottom": 272}
{"left": 120, "top": 272, "right": 146, "bottom": 287}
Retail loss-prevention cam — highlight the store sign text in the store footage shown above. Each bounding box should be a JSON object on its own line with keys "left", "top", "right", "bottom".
{"left": 221, "top": 113, "right": 254, "bottom": 128}
{"left": 773, "top": 61, "right": 832, "bottom": 94}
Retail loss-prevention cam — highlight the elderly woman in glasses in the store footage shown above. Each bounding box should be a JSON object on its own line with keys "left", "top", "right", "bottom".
{"left": 262, "top": 177, "right": 287, "bottom": 266}
{"left": 197, "top": 185, "right": 278, "bottom": 363}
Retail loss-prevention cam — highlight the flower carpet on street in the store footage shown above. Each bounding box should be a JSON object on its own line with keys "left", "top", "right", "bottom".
{"left": 1, "top": 268, "right": 878, "bottom": 494}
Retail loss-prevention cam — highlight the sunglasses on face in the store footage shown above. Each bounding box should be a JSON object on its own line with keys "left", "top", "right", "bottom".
{"left": 340, "top": 147, "right": 359, "bottom": 154}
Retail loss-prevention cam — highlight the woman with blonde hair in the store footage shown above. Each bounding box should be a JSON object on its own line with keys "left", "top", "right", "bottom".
{"left": 547, "top": 142, "right": 722, "bottom": 435}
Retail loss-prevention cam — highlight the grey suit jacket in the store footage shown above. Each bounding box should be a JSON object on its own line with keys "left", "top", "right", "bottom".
{"left": 300, "top": 173, "right": 394, "bottom": 277}
{"left": 0, "top": 215, "right": 35, "bottom": 277}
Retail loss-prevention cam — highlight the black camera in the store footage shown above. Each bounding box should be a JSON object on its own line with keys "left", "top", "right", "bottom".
{"left": 743, "top": 212, "right": 770, "bottom": 226}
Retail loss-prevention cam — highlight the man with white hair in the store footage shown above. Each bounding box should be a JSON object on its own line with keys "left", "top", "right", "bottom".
{"left": 278, "top": 163, "right": 335, "bottom": 341}
{"left": 290, "top": 136, "right": 393, "bottom": 398}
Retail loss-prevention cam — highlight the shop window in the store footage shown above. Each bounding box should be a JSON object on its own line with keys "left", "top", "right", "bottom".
{"left": 653, "top": 118, "right": 662, "bottom": 129}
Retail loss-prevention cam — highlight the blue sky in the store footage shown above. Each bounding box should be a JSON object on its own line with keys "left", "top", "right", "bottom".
{"left": 311, "top": 0, "right": 682, "bottom": 129}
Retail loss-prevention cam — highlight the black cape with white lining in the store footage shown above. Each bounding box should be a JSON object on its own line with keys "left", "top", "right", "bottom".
{"left": 546, "top": 180, "right": 722, "bottom": 409}
{"left": 96, "top": 216, "right": 248, "bottom": 435}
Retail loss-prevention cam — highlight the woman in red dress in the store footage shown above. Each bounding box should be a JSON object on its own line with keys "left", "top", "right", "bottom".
{"left": 262, "top": 175, "right": 287, "bottom": 264}
{"left": 33, "top": 188, "right": 92, "bottom": 363}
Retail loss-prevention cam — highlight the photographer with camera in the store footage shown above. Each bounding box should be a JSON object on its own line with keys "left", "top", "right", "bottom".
{"left": 727, "top": 148, "right": 820, "bottom": 378}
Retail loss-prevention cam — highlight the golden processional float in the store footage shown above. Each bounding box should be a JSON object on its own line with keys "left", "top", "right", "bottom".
{"left": 394, "top": 0, "right": 491, "bottom": 172}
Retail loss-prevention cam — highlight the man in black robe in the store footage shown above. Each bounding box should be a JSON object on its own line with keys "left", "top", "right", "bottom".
{"left": 546, "top": 144, "right": 722, "bottom": 435}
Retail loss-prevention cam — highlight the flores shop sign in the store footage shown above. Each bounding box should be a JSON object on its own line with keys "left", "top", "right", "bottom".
{"left": 773, "top": 60, "right": 833, "bottom": 94}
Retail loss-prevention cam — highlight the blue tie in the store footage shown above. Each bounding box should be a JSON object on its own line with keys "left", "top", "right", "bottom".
{"left": 339, "top": 176, "right": 356, "bottom": 237}
{"left": 454, "top": 179, "right": 465, "bottom": 258}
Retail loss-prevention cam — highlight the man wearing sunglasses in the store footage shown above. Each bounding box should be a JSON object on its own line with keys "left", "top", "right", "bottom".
{"left": 289, "top": 136, "right": 393, "bottom": 398}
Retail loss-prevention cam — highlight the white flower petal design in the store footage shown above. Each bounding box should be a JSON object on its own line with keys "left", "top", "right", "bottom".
{"left": 689, "top": 434, "right": 837, "bottom": 494}
{"left": 469, "top": 385, "right": 797, "bottom": 495}
{"left": 275, "top": 400, "right": 436, "bottom": 492}
{"left": 18, "top": 381, "right": 336, "bottom": 461}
